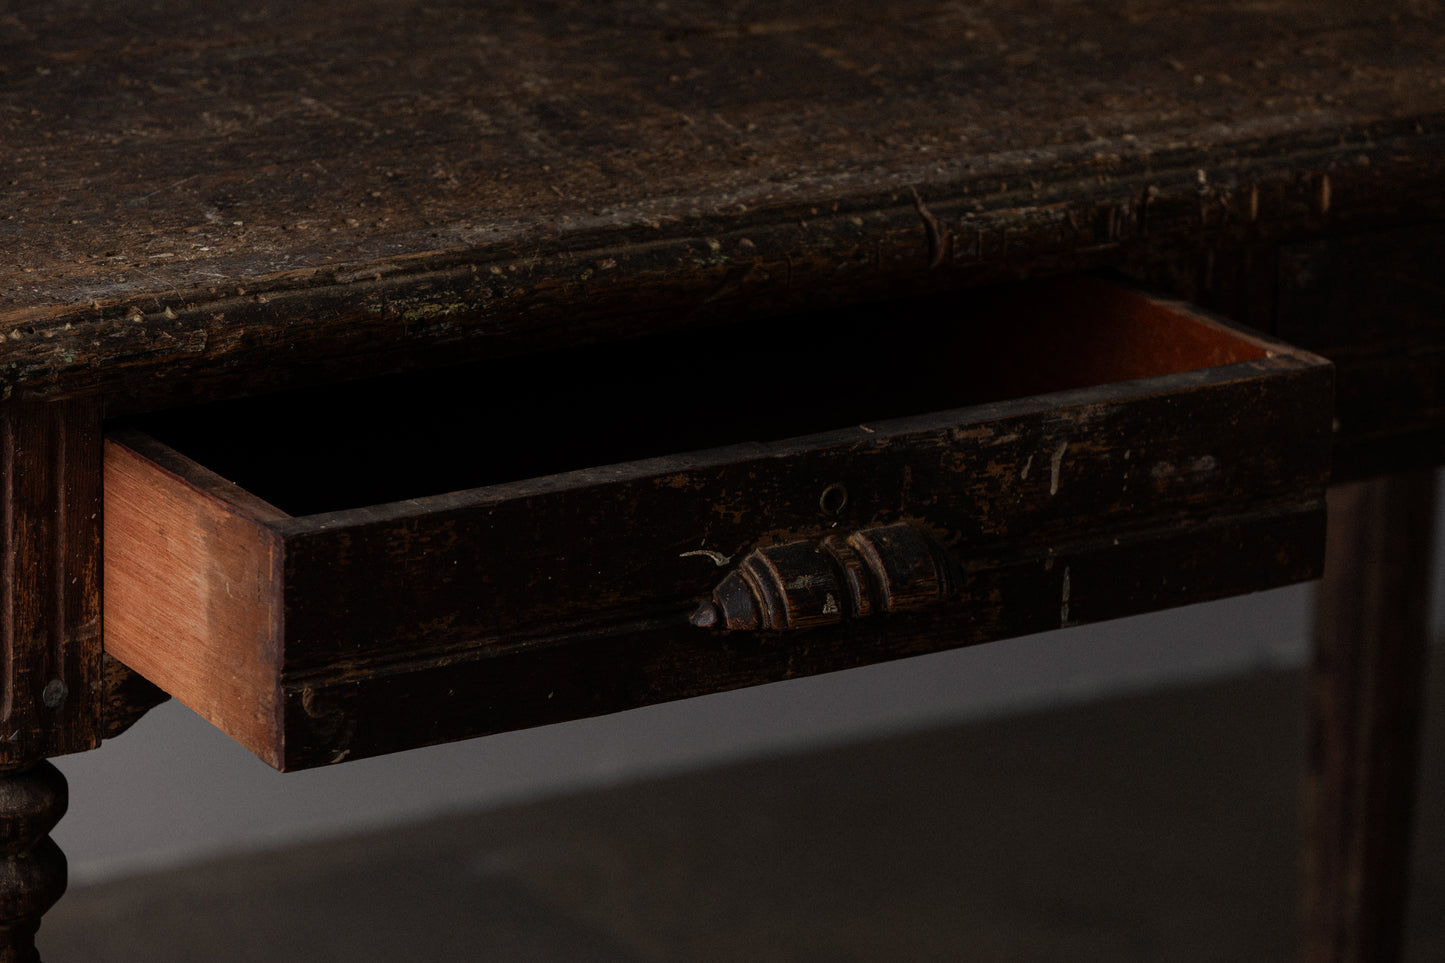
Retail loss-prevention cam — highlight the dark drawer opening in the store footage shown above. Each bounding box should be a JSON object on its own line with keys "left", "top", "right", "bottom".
{"left": 126, "top": 275, "right": 1267, "bottom": 516}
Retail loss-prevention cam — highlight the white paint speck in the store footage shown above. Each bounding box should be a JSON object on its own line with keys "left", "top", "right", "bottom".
{"left": 681, "top": 549, "right": 732, "bottom": 567}
{"left": 1020, "top": 454, "right": 1034, "bottom": 480}
{"left": 823, "top": 593, "right": 839, "bottom": 615}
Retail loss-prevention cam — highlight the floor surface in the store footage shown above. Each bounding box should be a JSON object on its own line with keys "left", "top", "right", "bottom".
{"left": 42, "top": 662, "right": 1445, "bottom": 961}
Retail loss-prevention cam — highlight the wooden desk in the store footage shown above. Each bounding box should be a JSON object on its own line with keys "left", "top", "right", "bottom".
{"left": 2, "top": 0, "right": 1441, "bottom": 958}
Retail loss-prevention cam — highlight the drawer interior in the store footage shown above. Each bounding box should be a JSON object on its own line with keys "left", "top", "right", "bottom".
{"left": 129, "top": 275, "right": 1268, "bottom": 516}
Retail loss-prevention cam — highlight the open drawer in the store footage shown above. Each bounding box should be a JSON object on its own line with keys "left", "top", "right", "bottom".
{"left": 103, "top": 276, "right": 1332, "bottom": 770}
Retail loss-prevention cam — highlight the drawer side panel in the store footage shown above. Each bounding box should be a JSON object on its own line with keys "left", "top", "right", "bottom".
{"left": 103, "top": 440, "right": 284, "bottom": 765}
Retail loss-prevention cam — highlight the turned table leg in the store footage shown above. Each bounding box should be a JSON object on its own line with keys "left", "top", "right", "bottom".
{"left": 1302, "top": 472, "right": 1438, "bottom": 962}
{"left": 0, "top": 399, "right": 106, "bottom": 960}
{"left": 0, "top": 764, "right": 67, "bottom": 962}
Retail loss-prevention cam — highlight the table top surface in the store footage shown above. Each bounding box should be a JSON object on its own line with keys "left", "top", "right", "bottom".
{"left": 3, "top": 0, "right": 1443, "bottom": 406}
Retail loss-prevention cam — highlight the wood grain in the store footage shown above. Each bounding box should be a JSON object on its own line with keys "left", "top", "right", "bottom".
{"left": 101, "top": 278, "right": 1333, "bottom": 769}
{"left": 1123, "top": 221, "right": 1445, "bottom": 480}
{"left": 1277, "top": 225, "right": 1445, "bottom": 480}
{"left": 101, "top": 435, "right": 286, "bottom": 764}
{"left": 280, "top": 497, "right": 1325, "bottom": 770}
{"left": 0, "top": 0, "right": 1441, "bottom": 409}
{"left": 0, "top": 400, "right": 102, "bottom": 764}
{"left": 0, "top": 762, "right": 67, "bottom": 963}
{"left": 99, "top": 654, "right": 169, "bottom": 742}
{"left": 274, "top": 355, "right": 1329, "bottom": 674}
{"left": 1302, "top": 474, "right": 1438, "bottom": 963}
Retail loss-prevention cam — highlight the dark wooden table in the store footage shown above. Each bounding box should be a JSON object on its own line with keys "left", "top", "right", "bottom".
{"left": 3, "top": 1, "right": 1442, "bottom": 959}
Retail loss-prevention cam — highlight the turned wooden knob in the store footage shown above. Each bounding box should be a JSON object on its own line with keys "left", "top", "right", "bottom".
{"left": 691, "top": 523, "right": 959, "bottom": 631}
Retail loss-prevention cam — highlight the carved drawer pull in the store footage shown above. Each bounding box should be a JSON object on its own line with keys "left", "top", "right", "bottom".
{"left": 690, "top": 523, "right": 959, "bottom": 630}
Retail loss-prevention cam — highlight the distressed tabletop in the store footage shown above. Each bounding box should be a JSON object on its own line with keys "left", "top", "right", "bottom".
{"left": 2, "top": 0, "right": 1443, "bottom": 407}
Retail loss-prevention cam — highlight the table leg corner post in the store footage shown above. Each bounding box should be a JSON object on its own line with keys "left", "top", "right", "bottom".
{"left": 0, "top": 762, "right": 67, "bottom": 963}
{"left": 1302, "top": 471, "right": 1438, "bottom": 963}
{"left": 0, "top": 398, "right": 108, "bottom": 961}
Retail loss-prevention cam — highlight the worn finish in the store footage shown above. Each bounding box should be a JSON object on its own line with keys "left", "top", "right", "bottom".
{"left": 1277, "top": 224, "right": 1445, "bottom": 479}
{"left": 1303, "top": 475, "right": 1438, "bottom": 963}
{"left": 102, "top": 436, "right": 285, "bottom": 762}
{"left": 0, "top": 401, "right": 103, "bottom": 765}
{"left": 2, "top": 0, "right": 1440, "bottom": 951}
{"left": 0, "top": 763, "right": 66, "bottom": 963}
{"left": 99, "top": 278, "right": 1333, "bottom": 769}
{"left": 1124, "top": 221, "right": 1445, "bottom": 479}
{"left": 0, "top": 0, "right": 1441, "bottom": 412}
{"left": 98, "top": 656, "right": 168, "bottom": 743}
{"left": 690, "top": 523, "right": 960, "bottom": 631}
{"left": 279, "top": 499, "right": 1324, "bottom": 768}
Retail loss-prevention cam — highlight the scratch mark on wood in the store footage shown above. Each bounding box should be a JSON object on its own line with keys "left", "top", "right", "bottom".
{"left": 1049, "top": 441, "right": 1068, "bottom": 495}
{"left": 1020, "top": 454, "right": 1034, "bottom": 480}
{"left": 911, "top": 188, "right": 950, "bottom": 269}
{"left": 681, "top": 549, "right": 732, "bottom": 567}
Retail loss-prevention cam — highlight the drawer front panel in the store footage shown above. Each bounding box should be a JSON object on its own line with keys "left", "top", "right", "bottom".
{"left": 278, "top": 359, "right": 1326, "bottom": 674}
{"left": 284, "top": 499, "right": 1323, "bottom": 768}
